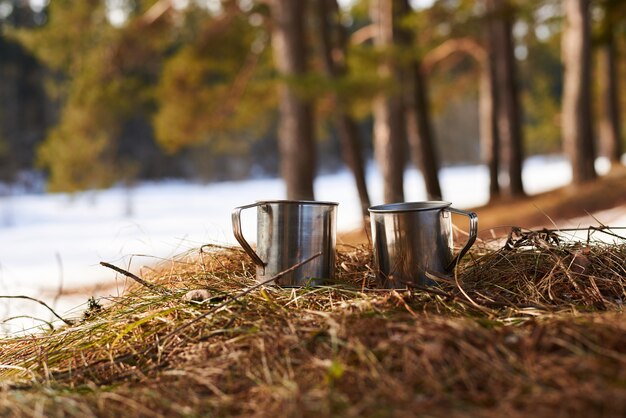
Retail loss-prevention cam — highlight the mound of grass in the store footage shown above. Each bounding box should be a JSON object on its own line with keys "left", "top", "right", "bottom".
{"left": 1, "top": 229, "right": 626, "bottom": 417}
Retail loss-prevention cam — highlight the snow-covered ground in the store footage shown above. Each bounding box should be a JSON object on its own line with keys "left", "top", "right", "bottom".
{"left": 0, "top": 155, "right": 623, "bottom": 334}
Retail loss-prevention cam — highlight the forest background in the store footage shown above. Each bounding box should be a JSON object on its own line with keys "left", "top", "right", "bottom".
{"left": 0, "top": 0, "right": 624, "bottom": 217}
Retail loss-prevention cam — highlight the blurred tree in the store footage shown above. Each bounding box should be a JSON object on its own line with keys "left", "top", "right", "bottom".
{"left": 313, "top": 0, "right": 371, "bottom": 219}
{"left": 397, "top": 0, "right": 442, "bottom": 200}
{"left": 153, "top": 2, "right": 275, "bottom": 155}
{"left": 0, "top": 1, "right": 51, "bottom": 184}
{"left": 16, "top": 0, "right": 276, "bottom": 191}
{"left": 420, "top": 1, "right": 500, "bottom": 199}
{"left": 562, "top": 0, "right": 596, "bottom": 184}
{"left": 269, "top": 0, "right": 316, "bottom": 200}
{"left": 15, "top": 0, "right": 177, "bottom": 191}
{"left": 596, "top": 0, "right": 624, "bottom": 169}
{"left": 482, "top": 17, "right": 501, "bottom": 199}
{"left": 370, "top": 0, "right": 405, "bottom": 203}
{"left": 517, "top": 9, "right": 563, "bottom": 158}
{"left": 486, "top": 0, "right": 525, "bottom": 197}
{"left": 15, "top": 0, "right": 116, "bottom": 191}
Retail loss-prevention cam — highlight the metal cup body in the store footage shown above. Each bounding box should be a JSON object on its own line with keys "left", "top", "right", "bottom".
{"left": 234, "top": 200, "right": 337, "bottom": 286}
{"left": 369, "top": 201, "right": 455, "bottom": 288}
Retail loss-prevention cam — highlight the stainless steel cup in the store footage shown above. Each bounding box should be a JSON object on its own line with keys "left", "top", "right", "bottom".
{"left": 368, "top": 201, "right": 478, "bottom": 288}
{"left": 232, "top": 200, "right": 338, "bottom": 286}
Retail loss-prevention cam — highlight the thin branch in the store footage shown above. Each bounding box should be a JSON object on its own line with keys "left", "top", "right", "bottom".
{"left": 0, "top": 296, "right": 72, "bottom": 326}
{"left": 0, "top": 315, "right": 55, "bottom": 330}
{"left": 422, "top": 37, "right": 486, "bottom": 74}
{"left": 100, "top": 262, "right": 170, "bottom": 296}
{"left": 350, "top": 23, "right": 376, "bottom": 45}
{"left": 138, "top": 0, "right": 173, "bottom": 26}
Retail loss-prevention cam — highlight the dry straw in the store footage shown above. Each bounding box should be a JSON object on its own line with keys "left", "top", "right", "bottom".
{"left": 0, "top": 228, "right": 626, "bottom": 417}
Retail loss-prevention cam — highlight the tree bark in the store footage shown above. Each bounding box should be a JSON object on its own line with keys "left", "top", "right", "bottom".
{"left": 598, "top": 34, "right": 623, "bottom": 167}
{"left": 314, "top": 0, "right": 371, "bottom": 220}
{"left": 397, "top": 0, "right": 442, "bottom": 200}
{"left": 562, "top": 0, "right": 596, "bottom": 184}
{"left": 482, "top": 7, "right": 500, "bottom": 199}
{"left": 370, "top": 0, "right": 405, "bottom": 203}
{"left": 480, "top": 46, "right": 501, "bottom": 199}
{"left": 422, "top": 35, "right": 499, "bottom": 200}
{"left": 487, "top": 0, "right": 524, "bottom": 197}
{"left": 270, "top": 0, "right": 316, "bottom": 200}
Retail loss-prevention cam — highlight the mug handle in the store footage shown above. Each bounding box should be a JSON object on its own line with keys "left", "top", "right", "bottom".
{"left": 445, "top": 207, "right": 478, "bottom": 272}
{"left": 232, "top": 203, "right": 266, "bottom": 267}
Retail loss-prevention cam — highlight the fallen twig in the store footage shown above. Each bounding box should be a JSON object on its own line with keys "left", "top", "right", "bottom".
{"left": 0, "top": 295, "right": 73, "bottom": 326}
{"left": 100, "top": 262, "right": 170, "bottom": 296}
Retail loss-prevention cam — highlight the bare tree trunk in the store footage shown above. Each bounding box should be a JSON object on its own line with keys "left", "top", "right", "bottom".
{"left": 598, "top": 35, "right": 623, "bottom": 167}
{"left": 487, "top": 0, "right": 524, "bottom": 197}
{"left": 270, "top": 0, "right": 316, "bottom": 200}
{"left": 371, "top": 0, "right": 405, "bottom": 203}
{"left": 481, "top": 7, "right": 500, "bottom": 199}
{"left": 314, "top": 0, "right": 371, "bottom": 220}
{"left": 562, "top": 0, "right": 596, "bottom": 184}
{"left": 336, "top": 116, "right": 372, "bottom": 216}
{"left": 421, "top": 34, "right": 499, "bottom": 200}
{"left": 404, "top": 64, "right": 442, "bottom": 200}
{"left": 373, "top": 96, "right": 405, "bottom": 204}
{"left": 397, "top": 0, "right": 442, "bottom": 200}
{"left": 480, "top": 49, "right": 501, "bottom": 199}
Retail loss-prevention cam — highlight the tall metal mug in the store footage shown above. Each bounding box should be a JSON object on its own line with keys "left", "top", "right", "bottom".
{"left": 368, "top": 201, "right": 478, "bottom": 288}
{"left": 232, "top": 200, "right": 338, "bottom": 286}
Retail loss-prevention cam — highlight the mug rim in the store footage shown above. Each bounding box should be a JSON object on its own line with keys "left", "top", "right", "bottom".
{"left": 256, "top": 199, "right": 339, "bottom": 206}
{"left": 368, "top": 201, "right": 451, "bottom": 213}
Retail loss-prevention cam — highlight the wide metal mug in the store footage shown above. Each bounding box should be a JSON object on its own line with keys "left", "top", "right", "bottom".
{"left": 368, "top": 201, "right": 478, "bottom": 288}
{"left": 232, "top": 200, "right": 337, "bottom": 286}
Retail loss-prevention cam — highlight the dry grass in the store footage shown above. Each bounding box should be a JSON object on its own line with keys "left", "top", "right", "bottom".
{"left": 1, "top": 229, "right": 626, "bottom": 417}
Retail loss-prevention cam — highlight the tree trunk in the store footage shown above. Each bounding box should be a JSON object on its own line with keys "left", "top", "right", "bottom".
{"left": 270, "top": 0, "right": 316, "bottom": 200}
{"left": 421, "top": 34, "right": 499, "bottom": 200}
{"left": 370, "top": 0, "right": 405, "bottom": 204}
{"left": 397, "top": 0, "right": 442, "bottom": 200}
{"left": 562, "top": 0, "right": 596, "bottom": 184}
{"left": 481, "top": 6, "right": 500, "bottom": 199}
{"left": 314, "top": 0, "right": 371, "bottom": 220}
{"left": 598, "top": 35, "right": 622, "bottom": 167}
{"left": 336, "top": 115, "right": 372, "bottom": 217}
{"left": 487, "top": 0, "right": 524, "bottom": 197}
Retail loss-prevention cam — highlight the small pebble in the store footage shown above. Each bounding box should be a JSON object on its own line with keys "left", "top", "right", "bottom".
{"left": 504, "top": 333, "right": 520, "bottom": 346}
{"left": 183, "top": 289, "right": 212, "bottom": 302}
